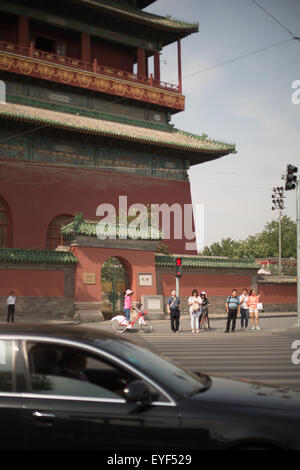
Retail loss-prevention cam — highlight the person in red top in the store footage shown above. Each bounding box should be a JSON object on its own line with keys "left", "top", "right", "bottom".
{"left": 247, "top": 289, "right": 261, "bottom": 331}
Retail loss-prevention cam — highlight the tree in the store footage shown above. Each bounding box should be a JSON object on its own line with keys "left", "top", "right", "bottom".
{"left": 199, "top": 216, "right": 296, "bottom": 259}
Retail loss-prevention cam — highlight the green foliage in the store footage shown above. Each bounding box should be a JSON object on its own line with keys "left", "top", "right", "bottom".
{"left": 199, "top": 216, "right": 296, "bottom": 259}
{"left": 156, "top": 243, "right": 172, "bottom": 255}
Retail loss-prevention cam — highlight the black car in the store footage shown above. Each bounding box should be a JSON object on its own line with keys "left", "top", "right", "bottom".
{"left": 0, "top": 323, "right": 300, "bottom": 450}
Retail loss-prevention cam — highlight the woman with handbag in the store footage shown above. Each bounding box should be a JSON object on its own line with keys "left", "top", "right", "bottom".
{"left": 188, "top": 289, "right": 202, "bottom": 333}
{"left": 247, "top": 289, "right": 261, "bottom": 331}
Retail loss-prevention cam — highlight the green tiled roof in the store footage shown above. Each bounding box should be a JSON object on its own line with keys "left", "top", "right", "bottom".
{"left": 0, "top": 248, "right": 78, "bottom": 264}
{"left": 155, "top": 254, "right": 259, "bottom": 270}
{"left": 0, "top": 103, "right": 236, "bottom": 158}
{"left": 73, "top": 0, "right": 199, "bottom": 34}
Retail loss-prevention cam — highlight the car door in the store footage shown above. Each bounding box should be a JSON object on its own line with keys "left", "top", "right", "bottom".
{"left": 22, "top": 339, "right": 180, "bottom": 450}
{"left": 0, "top": 339, "right": 26, "bottom": 449}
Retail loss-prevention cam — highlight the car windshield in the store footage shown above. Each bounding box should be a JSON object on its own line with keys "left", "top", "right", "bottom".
{"left": 99, "top": 338, "right": 210, "bottom": 399}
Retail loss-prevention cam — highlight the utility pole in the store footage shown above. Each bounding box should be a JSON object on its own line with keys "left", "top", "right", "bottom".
{"left": 297, "top": 178, "right": 300, "bottom": 326}
{"left": 272, "top": 187, "right": 285, "bottom": 276}
{"left": 284, "top": 164, "right": 299, "bottom": 326}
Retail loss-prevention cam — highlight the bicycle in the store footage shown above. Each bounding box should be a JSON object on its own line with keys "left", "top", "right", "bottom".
{"left": 111, "top": 305, "right": 153, "bottom": 334}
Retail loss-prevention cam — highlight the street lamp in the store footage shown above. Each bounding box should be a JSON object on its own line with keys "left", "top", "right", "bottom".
{"left": 272, "top": 186, "right": 285, "bottom": 276}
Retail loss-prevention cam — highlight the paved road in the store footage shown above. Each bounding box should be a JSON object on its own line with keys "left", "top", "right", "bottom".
{"left": 82, "top": 315, "right": 300, "bottom": 390}
{"left": 139, "top": 317, "right": 300, "bottom": 391}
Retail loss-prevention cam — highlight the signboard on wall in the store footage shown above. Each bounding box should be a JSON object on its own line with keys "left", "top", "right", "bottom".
{"left": 138, "top": 273, "right": 153, "bottom": 287}
{"left": 83, "top": 273, "right": 96, "bottom": 285}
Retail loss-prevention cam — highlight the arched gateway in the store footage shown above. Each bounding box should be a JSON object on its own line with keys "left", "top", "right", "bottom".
{"left": 61, "top": 215, "right": 159, "bottom": 322}
{"left": 101, "top": 256, "right": 131, "bottom": 318}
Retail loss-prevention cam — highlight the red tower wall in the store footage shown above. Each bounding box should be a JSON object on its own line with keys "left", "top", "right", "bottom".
{"left": 0, "top": 160, "right": 195, "bottom": 254}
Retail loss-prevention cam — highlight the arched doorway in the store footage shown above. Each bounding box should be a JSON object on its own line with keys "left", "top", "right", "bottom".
{"left": 101, "top": 257, "right": 130, "bottom": 318}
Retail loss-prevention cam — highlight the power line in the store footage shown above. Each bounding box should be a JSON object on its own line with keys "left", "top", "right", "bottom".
{"left": 189, "top": 169, "right": 282, "bottom": 177}
{"left": 182, "top": 38, "right": 294, "bottom": 80}
{"left": 250, "top": 0, "right": 297, "bottom": 37}
{"left": 0, "top": 124, "right": 48, "bottom": 144}
{"left": 190, "top": 180, "right": 271, "bottom": 191}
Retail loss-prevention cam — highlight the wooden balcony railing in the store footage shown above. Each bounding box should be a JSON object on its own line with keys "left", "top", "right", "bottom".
{"left": 0, "top": 40, "right": 180, "bottom": 93}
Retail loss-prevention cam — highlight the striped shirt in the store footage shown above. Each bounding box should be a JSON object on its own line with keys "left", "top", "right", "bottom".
{"left": 227, "top": 296, "right": 240, "bottom": 310}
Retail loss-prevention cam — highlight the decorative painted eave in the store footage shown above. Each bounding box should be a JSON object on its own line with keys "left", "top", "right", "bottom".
{"left": 0, "top": 248, "right": 78, "bottom": 265}
{"left": 155, "top": 254, "right": 259, "bottom": 270}
{"left": 71, "top": 0, "right": 199, "bottom": 36}
{"left": 0, "top": 103, "right": 236, "bottom": 158}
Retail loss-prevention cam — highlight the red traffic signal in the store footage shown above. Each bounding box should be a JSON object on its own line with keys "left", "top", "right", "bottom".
{"left": 175, "top": 257, "right": 182, "bottom": 278}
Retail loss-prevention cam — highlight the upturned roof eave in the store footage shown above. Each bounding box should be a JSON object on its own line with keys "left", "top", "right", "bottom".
{"left": 71, "top": 0, "right": 199, "bottom": 36}
{"left": 0, "top": 105, "right": 236, "bottom": 159}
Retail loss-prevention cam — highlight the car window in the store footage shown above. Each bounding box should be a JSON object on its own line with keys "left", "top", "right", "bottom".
{"left": 100, "top": 338, "right": 209, "bottom": 398}
{"left": 0, "top": 340, "right": 14, "bottom": 392}
{"left": 26, "top": 342, "right": 157, "bottom": 400}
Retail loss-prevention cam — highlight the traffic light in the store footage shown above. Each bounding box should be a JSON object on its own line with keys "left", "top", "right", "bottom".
{"left": 285, "top": 164, "right": 298, "bottom": 191}
{"left": 175, "top": 257, "right": 182, "bottom": 278}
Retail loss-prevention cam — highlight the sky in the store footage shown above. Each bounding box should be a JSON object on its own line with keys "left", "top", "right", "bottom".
{"left": 145, "top": 0, "right": 300, "bottom": 252}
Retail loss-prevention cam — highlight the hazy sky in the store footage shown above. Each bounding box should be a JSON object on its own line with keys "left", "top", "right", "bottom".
{"left": 146, "top": 0, "right": 300, "bottom": 251}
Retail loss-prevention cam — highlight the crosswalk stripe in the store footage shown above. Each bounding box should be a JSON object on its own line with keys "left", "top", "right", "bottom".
{"left": 139, "top": 327, "right": 300, "bottom": 390}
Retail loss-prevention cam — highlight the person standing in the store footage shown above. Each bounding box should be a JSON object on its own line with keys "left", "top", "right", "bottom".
{"left": 7, "top": 290, "right": 16, "bottom": 323}
{"left": 188, "top": 289, "right": 202, "bottom": 333}
{"left": 247, "top": 289, "right": 261, "bottom": 330}
{"left": 239, "top": 288, "right": 249, "bottom": 330}
{"left": 225, "top": 289, "right": 240, "bottom": 333}
{"left": 123, "top": 289, "right": 134, "bottom": 323}
{"left": 167, "top": 289, "right": 180, "bottom": 333}
{"left": 200, "top": 292, "right": 211, "bottom": 330}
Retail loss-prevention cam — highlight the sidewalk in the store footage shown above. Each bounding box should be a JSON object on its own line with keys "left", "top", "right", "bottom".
{"left": 76, "top": 313, "right": 299, "bottom": 333}
{"left": 3, "top": 311, "right": 298, "bottom": 330}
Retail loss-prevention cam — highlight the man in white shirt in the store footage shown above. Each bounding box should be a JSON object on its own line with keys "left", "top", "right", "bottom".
{"left": 7, "top": 291, "right": 16, "bottom": 323}
{"left": 239, "top": 288, "right": 249, "bottom": 330}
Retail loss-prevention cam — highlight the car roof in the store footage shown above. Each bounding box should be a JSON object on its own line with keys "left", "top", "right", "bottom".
{"left": 0, "top": 323, "right": 121, "bottom": 345}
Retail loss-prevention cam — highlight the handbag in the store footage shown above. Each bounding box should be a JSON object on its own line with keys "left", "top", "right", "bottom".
{"left": 192, "top": 301, "right": 200, "bottom": 312}
{"left": 257, "top": 302, "right": 263, "bottom": 311}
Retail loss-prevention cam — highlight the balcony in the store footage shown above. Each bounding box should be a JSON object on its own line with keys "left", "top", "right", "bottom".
{"left": 0, "top": 40, "right": 182, "bottom": 97}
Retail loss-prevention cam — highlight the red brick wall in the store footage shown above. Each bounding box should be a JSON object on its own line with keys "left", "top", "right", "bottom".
{"left": 161, "top": 273, "right": 252, "bottom": 297}
{"left": 0, "top": 269, "right": 65, "bottom": 296}
{"left": 258, "top": 284, "right": 297, "bottom": 304}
